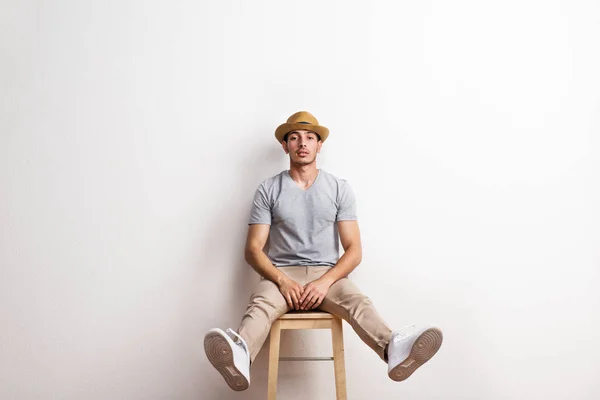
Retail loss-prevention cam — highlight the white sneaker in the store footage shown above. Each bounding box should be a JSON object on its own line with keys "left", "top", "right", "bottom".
{"left": 387, "top": 324, "right": 443, "bottom": 381}
{"left": 204, "top": 328, "right": 251, "bottom": 391}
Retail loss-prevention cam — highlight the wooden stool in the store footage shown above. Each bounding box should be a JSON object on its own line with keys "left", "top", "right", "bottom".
{"left": 267, "top": 311, "right": 347, "bottom": 400}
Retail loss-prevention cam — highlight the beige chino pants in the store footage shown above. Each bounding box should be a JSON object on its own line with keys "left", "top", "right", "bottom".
{"left": 237, "top": 266, "right": 393, "bottom": 363}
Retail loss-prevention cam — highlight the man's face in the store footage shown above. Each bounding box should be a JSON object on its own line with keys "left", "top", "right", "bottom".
{"left": 282, "top": 130, "right": 322, "bottom": 166}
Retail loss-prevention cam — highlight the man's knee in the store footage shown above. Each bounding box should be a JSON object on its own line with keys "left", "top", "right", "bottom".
{"left": 246, "top": 292, "right": 288, "bottom": 321}
{"left": 335, "top": 292, "right": 374, "bottom": 318}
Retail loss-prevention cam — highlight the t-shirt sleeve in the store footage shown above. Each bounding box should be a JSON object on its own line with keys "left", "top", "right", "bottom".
{"left": 336, "top": 180, "right": 358, "bottom": 221}
{"left": 249, "top": 183, "right": 272, "bottom": 225}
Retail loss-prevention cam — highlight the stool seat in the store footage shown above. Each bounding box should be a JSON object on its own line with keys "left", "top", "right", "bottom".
{"left": 267, "top": 311, "right": 347, "bottom": 400}
{"left": 278, "top": 310, "right": 335, "bottom": 319}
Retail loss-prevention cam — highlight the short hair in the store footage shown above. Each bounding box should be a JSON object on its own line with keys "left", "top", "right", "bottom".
{"left": 283, "top": 131, "right": 322, "bottom": 143}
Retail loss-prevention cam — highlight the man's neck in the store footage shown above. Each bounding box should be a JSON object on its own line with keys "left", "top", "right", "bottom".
{"left": 288, "top": 164, "right": 319, "bottom": 188}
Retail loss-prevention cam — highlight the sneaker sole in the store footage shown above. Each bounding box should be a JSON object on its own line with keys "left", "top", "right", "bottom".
{"left": 388, "top": 327, "right": 443, "bottom": 382}
{"left": 204, "top": 331, "right": 249, "bottom": 391}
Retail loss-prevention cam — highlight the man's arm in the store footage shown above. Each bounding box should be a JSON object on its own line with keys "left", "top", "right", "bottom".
{"left": 244, "top": 224, "right": 304, "bottom": 309}
{"left": 298, "top": 220, "right": 363, "bottom": 309}
{"left": 244, "top": 224, "right": 283, "bottom": 283}
{"left": 320, "top": 220, "right": 363, "bottom": 284}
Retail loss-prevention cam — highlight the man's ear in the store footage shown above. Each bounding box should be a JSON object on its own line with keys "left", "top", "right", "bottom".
{"left": 282, "top": 141, "right": 289, "bottom": 154}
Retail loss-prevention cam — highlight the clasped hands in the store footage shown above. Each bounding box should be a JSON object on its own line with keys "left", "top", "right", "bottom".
{"left": 278, "top": 276, "right": 333, "bottom": 310}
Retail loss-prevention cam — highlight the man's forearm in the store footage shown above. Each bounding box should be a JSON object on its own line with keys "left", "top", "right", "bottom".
{"left": 245, "top": 249, "right": 287, "bottom": 286}
{"left": 319, "top": 245, "right": 362, "bottom": 285}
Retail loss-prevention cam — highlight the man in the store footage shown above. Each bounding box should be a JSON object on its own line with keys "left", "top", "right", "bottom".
{"left": 204, "top": 111, "right": 443, "bottom": 391}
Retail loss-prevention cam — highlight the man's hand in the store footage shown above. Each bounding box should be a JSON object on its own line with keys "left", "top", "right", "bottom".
{"left": 299, "top": 278, "right": 333, "bottom": 310}
{"left": 278, "top": 277, "right": 305, "bottom": 310}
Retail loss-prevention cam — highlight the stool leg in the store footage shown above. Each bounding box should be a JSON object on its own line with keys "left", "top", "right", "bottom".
{"left": 267, "top": 320, "right": 282, "bottom": 400}
{"left": 332, "top": 318, "right": 347, "bottom": 400}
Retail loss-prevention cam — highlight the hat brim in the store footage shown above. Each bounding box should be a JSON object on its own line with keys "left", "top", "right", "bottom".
{"left": 275, "top": 123, "right": 330, "bottom": 143}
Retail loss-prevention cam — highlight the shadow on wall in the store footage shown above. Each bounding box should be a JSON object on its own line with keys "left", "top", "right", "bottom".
{"left": 198, "top": 142, "right": 287, "bottom": 400}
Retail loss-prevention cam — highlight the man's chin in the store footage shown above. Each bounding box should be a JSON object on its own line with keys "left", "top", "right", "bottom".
{"left": 291, "top": 157, "right": 316, "bottom": 166}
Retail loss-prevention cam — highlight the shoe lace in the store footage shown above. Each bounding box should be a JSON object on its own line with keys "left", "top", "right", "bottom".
{"left": 226, "top": 328, "right": 249, "bottom": 356}
{"left": 392, "top": 332, "right": 408, "bottom": 343}
{"left": 392, "top": 324, "right": 416, "bottom": 343}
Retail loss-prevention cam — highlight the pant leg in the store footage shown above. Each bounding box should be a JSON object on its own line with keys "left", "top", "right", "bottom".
{"left": 237, "top": 266, "right": 306, "bottom": 362}
{"left": 314, "top": 268, "right": 393, "bottom": 362}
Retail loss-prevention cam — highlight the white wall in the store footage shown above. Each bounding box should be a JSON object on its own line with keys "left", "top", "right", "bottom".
{"left": 1, "top": 1, "right": 599, "bottom": 399}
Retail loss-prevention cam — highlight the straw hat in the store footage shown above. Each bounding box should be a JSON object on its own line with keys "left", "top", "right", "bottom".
{"left": 275, "top": 111, "right": 330, "bottom": 143}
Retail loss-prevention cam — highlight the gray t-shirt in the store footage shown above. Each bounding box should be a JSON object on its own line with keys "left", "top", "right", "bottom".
{"left": 248, "top": 169, "right": 357, "bottom": 267}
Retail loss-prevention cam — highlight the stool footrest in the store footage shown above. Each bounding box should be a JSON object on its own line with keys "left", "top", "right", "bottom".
{"left": 279, "top": 356, "right": 334, "bottom": 362}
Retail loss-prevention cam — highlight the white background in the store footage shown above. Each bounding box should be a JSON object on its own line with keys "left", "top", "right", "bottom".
{"left": 1, "top": 1, "right": 599, "bottom": 399}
